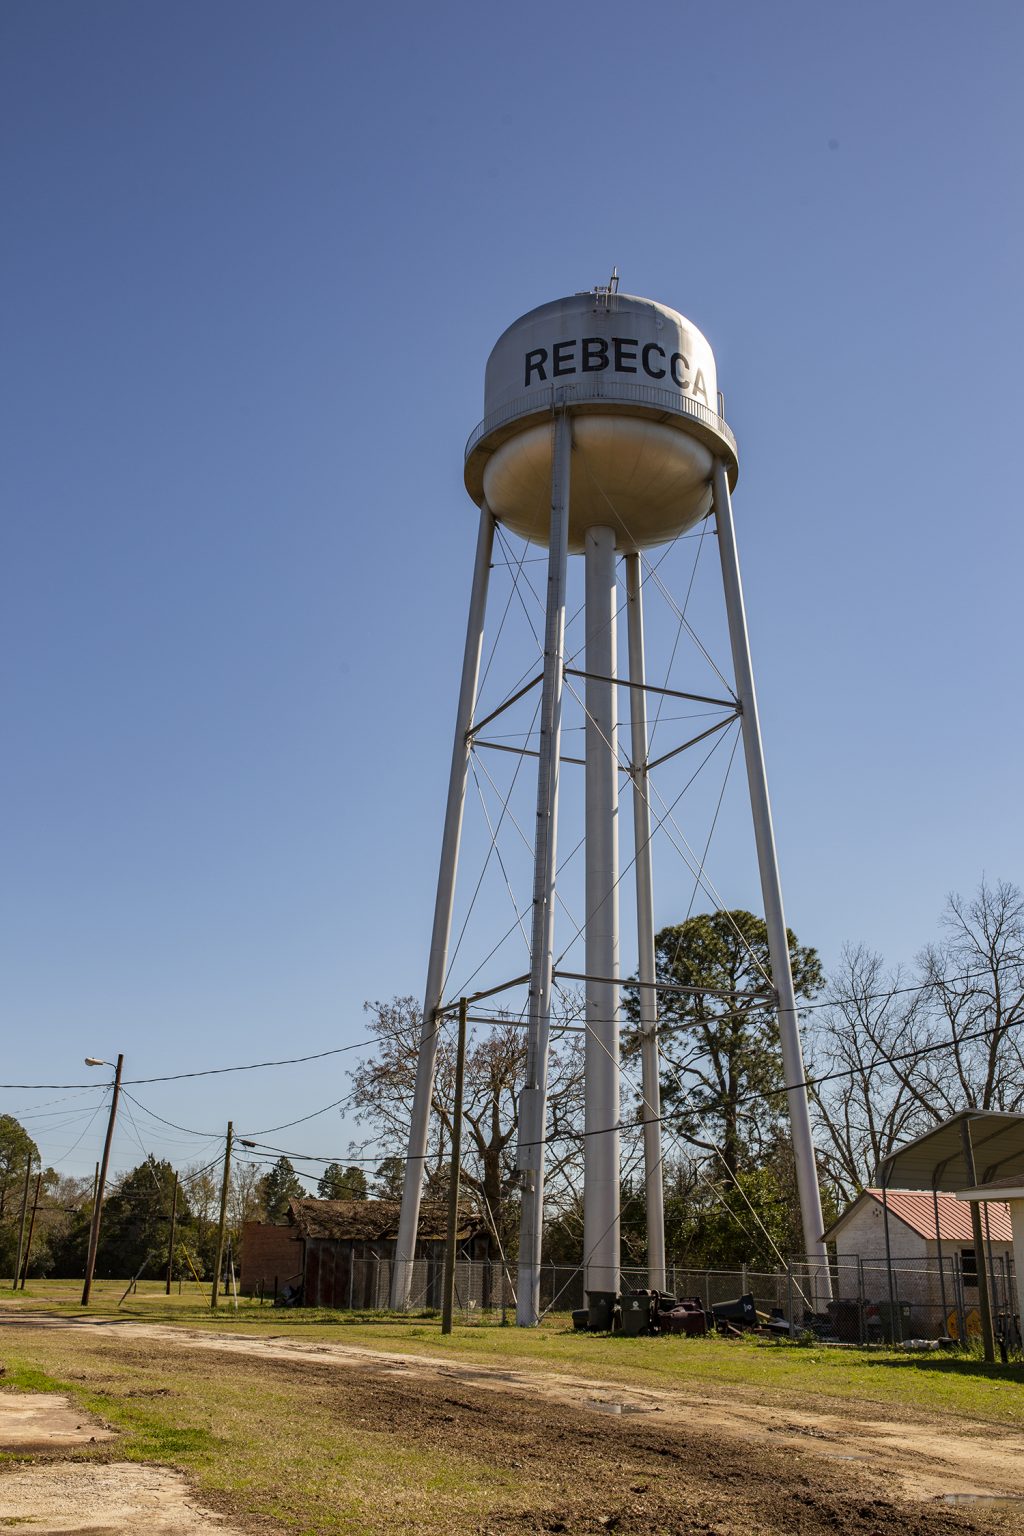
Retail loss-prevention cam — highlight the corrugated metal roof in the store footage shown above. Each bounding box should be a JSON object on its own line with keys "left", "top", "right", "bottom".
{"left": 827, "top": 1188, "right": 1013, "bottom": 1244}
{"left": 873, "top": 1111, "right": 1024, "bottom": 1190}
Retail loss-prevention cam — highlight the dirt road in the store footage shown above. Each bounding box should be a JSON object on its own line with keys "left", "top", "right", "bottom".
{"left": 1, "top": 1313, "right": 1021, "bottom": 1535}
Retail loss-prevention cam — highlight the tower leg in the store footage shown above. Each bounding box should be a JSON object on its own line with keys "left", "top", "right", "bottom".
{"left": 515, "top": 411, "right": 572, "bottom": 1326}
{"left": 583, "top": 526, "right": 621, "bottom": 1299}
{"left": 624, "top": 552, "right": 666, "bottom": 1292}
{"left": 711, "top": 461, "right": 829, "bottom": 1272}
{"left": 391, "top": 504, "right": 495, "bottom": 1310}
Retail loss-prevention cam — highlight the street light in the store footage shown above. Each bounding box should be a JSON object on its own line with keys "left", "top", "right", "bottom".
{"left": 81, "top": 1054, "right": 124, "bottom": 1306}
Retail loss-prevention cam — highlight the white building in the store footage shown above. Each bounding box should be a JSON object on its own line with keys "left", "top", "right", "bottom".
{"left": 824, "top": 1188, "right": 1014, "bottom": 1333}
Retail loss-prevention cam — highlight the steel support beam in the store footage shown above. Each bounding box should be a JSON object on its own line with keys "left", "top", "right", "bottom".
{"left": 582, "top": 526, "right": 620, "bottom": 1298}
{"left": 515, "top": 411, "right": 571, "bottom": 1326}
{"left": 711, "top": 461, "right": 829, "bottom": 1277}
{"left": 625, "top": 551, "right": 666, "bottom": 1290}
{"left": 392, "top": 503, "right": 496, "bottom": 1310}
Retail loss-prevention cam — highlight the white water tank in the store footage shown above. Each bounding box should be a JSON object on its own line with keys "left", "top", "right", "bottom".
{"left": 464, "top": 290, "right": 738, "bottom": 553}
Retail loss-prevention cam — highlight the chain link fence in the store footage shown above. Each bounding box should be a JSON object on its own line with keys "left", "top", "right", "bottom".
{"left": 261, "top": 1248, "right": 1017, "bottom": 1343}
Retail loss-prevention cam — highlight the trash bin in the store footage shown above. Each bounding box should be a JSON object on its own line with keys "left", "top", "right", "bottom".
{"left": 586, "top": 1290, "right": 618, "bottom": 1332}
{"left": 711, "top": 1294, "right": 759, "bottom": 1330}
{"left": 571, "top": 1308, "right": 590, "bottom": 1332}
{"left": 827, "top": 1298, "right": 862, "bottom": 1342}
{"left": 620, "top": 1294, "right": 652, "bottom": 1337}
{"left": 869, "top": 1300, "right": 912, "bottom": 1341}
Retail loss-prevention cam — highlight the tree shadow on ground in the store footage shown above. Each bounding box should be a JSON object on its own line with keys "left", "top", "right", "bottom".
{"left": 854, "top": 1351, "right": 1024, "bottom": 1383}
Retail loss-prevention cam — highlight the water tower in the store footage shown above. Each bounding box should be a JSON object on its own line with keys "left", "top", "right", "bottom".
{"left": 392, "top": 278, "right": 827, "bottom": 1325}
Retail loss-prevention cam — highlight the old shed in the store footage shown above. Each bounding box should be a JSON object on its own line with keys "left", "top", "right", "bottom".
{"left": 241, "top": 1197, "right": 491, "bottom": 1308}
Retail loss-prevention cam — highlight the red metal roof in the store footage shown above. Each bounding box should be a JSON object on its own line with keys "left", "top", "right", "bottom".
{"left": 862, "top": 1189, "right": 1013, "bottom": 1243}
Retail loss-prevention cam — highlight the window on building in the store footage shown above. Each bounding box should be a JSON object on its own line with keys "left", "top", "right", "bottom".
{"left": 961, "top": 1247, "right": 978, "bottom": 1287}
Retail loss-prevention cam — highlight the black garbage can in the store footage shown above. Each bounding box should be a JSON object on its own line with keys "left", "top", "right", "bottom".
{"left": 711, "top": 1293, "right": 758, "bottom": 1329}
{"left": 586, "top": 1289, "right": 618, "bottom": 1332}
{"left": 620, "top": 1293, "right": 652, "bottom": 1336}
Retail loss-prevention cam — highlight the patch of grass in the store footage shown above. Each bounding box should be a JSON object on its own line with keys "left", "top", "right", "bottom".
{"left": 6, "top": 1277, "right": 1021, "bottom": 1429}
{"left": 0, "top": 1324, "right": 523, "bottom": 1534}
{"left": 2, "top": 1364, "right": 67, "bottom": 1394}
{"left": 298, "top": 1317, "right": 1024, "bottom": 1426}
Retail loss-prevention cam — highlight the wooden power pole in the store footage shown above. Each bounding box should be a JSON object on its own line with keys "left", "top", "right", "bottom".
{"left": 19, "top": 1171, "right": 43, "bottom": 1289}
{"left": 211, "top": 1122, "right": 233, "bottom": 1310}
{"left": 166, "top": 1171, "right": 179, "bottom": 1295}
{"left": 12, "top": 1155, "right": 32, "bottom": 1290}
{"left": 82, "top": 1055, "right": 124, "bottom": 1306}
{"left": 441, "top": 998, "right": 468, "bottom": 1336}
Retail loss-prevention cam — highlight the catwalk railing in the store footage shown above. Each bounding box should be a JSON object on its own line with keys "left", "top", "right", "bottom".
{"left": 464, "top": 380, "right": 738, "bottom": 462}
{"left": 253, "top": 1249, "right": 1018, "bottom": 1344}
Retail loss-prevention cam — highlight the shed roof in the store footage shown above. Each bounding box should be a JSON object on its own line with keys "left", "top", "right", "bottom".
{"left": 957, "top": 1176, "right": 1024, "bottom": 1202}
{"left": 285, "top": 1197, "right": 482, "bottom": 1243}
{"left": 824, "top": 1188, "right": 1013, "bottom": 1245}
{"left": 873, "top": 1112, "right": 1024, "bottom": 1191}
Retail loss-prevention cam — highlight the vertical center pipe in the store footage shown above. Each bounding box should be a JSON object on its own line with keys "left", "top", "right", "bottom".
{"left": 583, "top": 525, "right": 621, "bottom": 1299}
{"left": 624, "top": 552, "right": 666, "bottom": 1292}
{"left": 515, "top": 410, "right": 572, "bottom": 1326}
{"left": 392, "top": 504, "right": 496, "bottom": 1310}
{"left": 711, "top": 461, "right": 829, "bottom": 1285}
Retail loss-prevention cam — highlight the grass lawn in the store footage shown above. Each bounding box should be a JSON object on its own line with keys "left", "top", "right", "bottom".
{"left": 0, "top": 1325, "right": 521, "bottom": 1535}
{"left": 6, "top": 1277, "right": 1024, "bottom": 1427}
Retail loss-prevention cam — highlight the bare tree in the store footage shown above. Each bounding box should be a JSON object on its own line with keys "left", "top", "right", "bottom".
{"left": 810, "top": 945, "right": 925, "bottom": 1201}
{"left": 350, "top": 995, "right": 585, "bottom": 1248}
{"left": 914, "top": 878, "right": 1024, "bottom": 1114}
{"left": 811, "top": 881, "right": 1024, "bottom": 1201}
{"left": 229, "top": 1160, "right": 266, "bottom": 1241}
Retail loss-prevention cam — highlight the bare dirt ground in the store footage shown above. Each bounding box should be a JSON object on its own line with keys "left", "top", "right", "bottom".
{"left": 23, "top": 1315, "right": 1023, "bottom": 1504}
{"left": 0, "top": 1392, "right": 248, "bottom": 1534}
{"left": 0, "top": 1391, "right": 115, "bottom": 1453}
{"left": 0, "top": 1462, "right": 252, "bottom": 1535}
{"left": 1, "top": 1314, "right": 1022, "bottom": 1535}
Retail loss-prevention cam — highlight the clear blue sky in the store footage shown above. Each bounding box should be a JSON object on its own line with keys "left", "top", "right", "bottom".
{"left": 2, "top": 2, "right": 1021, "bottom": 1183}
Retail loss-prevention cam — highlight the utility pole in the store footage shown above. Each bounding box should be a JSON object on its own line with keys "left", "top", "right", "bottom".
{"left": 19, "top": 1172, "right": 42, "bottom": 1289}
{"left": 166, "top": 1171, "right": 179, "bottom": 1296}
{"left": 211, "top": 1122, "right": 233, "bottom": 1310}
{"left": 81, "top": 1054, "right": 124, "bottom": 1306}
{"left": 12, "top": 1155, "right": 33, "bottom": 1289}
{"left": 441, "top": 999, "right": 468, "bottom": 1336}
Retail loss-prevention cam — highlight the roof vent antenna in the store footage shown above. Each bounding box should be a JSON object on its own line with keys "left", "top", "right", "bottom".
{"left": 592, "top": 266, "right": 620, "bottom": 308}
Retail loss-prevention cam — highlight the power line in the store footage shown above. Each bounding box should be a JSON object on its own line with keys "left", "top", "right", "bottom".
{"left": 469, "top": 1010, "right": 1024, "bottom": 1163}
{"left": 0, "top": 1036, "right": 380, "bottom": 1091}
{"left": 238, "top": 1091, "right": 358, "bottom": 1138}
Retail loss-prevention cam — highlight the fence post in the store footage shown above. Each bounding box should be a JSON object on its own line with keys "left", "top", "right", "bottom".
{"left": 787, "top": 1261, "right": 795, "bottom": 1339}
{"left": 953, "top": 1252, "right": 967, "bottom": 1346}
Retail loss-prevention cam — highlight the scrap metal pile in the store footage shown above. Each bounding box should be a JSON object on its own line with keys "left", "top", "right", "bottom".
{"left": 573, "top": 1289, "right": 792, "bottom": 1338}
